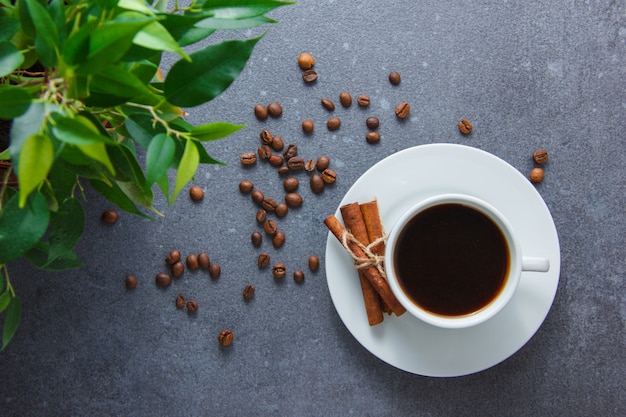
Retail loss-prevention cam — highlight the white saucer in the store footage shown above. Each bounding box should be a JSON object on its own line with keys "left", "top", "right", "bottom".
{"left": 325, "top": 144, "right": 560, "bottom": 377}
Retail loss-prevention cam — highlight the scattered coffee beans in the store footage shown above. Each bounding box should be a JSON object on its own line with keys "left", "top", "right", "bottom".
{"left": 530, "top": 167, "right": 545, "bottom": 184}
{"left": 166, "top": 250, "right": 181, "bottom": 264}
{"left": 366, "top": 116, "right": 379, "bottom": 129}
{"left": 125, "top": 275, "right": 137, "bottom": 289}
{"left": 458, "top": 119, "right": 473, "bottom": 135}
{"left": 258, "top": 252, "right": 270, "bottom": 268}
{"left": 302, "top": 119, "right": 314, "bottom": 133}
{"left": 251, "top": 231, "right": 263, "bottom": 247}
{"left": 287, "top": 156, "right": 305, "bottom": 171}
{"left": 277, "top": 166, "right": 290, "bottom": 176}
{"left": 293, "top": 270, "right": 305, "bottom": 283}
{"left": 395, "top": 102, "right": 411, "bottom": 119}
{"left": 257, "top": 145, "right": 271, "bottom": 160}
{"left": 302, "top": 70, "right": 318, "bottom": 83}
{"left": 176, "top": 294, "right": 185, "bottom": 309}
{"left": 260, "top": 129, "right": 273, "bottom": 145}
{"left": 239, "top": 180, "right": 253, "bottom": 194}
{"left": 305, "top": 159, "right": 316, "bottom": 172}
{"left": 285, "top": 193, "right": 303, "bottom": 207}
{"left": 357, "top": 95, "right": 370, "bottom": 107}
{"left": 101, "top": 209, "right": 119, "bottom": 224}
{"left": 208, "top": 263, "right": 221, "bottom": 278}
{"left": 254, "top": 104, "right": 268, "bottom": 120}
{"left": 297, "top": 52, "right": 315, "bottom": 70}
{"left": 271, "top": 135, "right": 284, "bottom": 151}
{"left": 389, "top": 71, "right": 401, "bottom": 85}
{"left": 316, "top": 155, "right": 330, "bottom": 171}
{"left": 339, "top": 91, "right": 352, "bottom": 107}
{"left": 262, "top": 197, "right": 278, "bottom": 212}
{"left": 310, "top": 174, "right": 325, "bottom": 194}
{"left": 269, "top": 154, "right": 284, "bottom": 167}
{"left": 327, "top": 117, "right": 341, "bottom": 131}
{"left": 366, "top": 131, "right": 381, "bottom": 144}
{"left": 308, "top": 255, "right": 320, "bottom": 271}
{"left": 218, "top": 329, "right": 234, "bottom": 347}
{"left": 189, "top": 186, "right": 204, "bottom": 201}
{"left": 272, "top": 263, "right": 286, "bottom": 279}
{"left": 272, "top": 231, "right": 286, "bottom": 248}
{"left": 263, "top": 219, "right": 278, "bottom": 235}
{"left": 251, "top": 189, "right": 264, "bottom": 204}
{"left": 321, "top": 98, "right": 335, "bottom": 111}
{"left": 243, "top": 284, "right": 255, "bottom": 300}
{"left": 240, "top": 152, "right": 257, "bottom": 165}
{"left": 256, "top": 209, "right": 267, "bottom": 223}
{"left": 283, "top": 144, "right": 298, "bottom": 160}
{"left": 156, "top": 273, "right": 172, "bottom": 287}
{"left": 283, "top": 177, "right": 299, "bottom": 192}
{"left": 275, "top": 203, "right": 289, "bottom": 218}
{"left": 186, "top": 254, "right": 199, "bottom": 270}
{"left": 321, "top": 169, "right": 337, "bottom": 184}
{"left": 533, "top": 149, "right": 549, "bottom": 164}
{"left": 198, "top": 253, "right": 210, "bottom": 269}
{"left": 171, "top": 261, "right": 184, "bottom": 277}
{"left": 267, "top": 102, "right": 283, "bottom": 117}
{"left": 186, "top": 300, "right": 198, "bottom": 313}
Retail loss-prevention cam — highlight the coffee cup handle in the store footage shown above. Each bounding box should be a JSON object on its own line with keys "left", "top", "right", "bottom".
{"left": 522, "top": 256, "right": 550, "bottom": 273}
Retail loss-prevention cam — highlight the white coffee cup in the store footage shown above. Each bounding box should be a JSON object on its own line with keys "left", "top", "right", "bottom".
{"left": 384, "top": 194, "right": 549, "bottom": 329}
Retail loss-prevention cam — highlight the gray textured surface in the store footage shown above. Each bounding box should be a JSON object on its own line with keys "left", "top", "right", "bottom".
{"left": 1, "top": 1, "right": 625, "bottom": 416}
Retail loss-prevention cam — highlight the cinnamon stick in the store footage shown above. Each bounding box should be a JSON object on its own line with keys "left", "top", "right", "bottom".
{"left": 324, "top": 214, "right": 406, "bottom": 316}
{"left": 340, "top": 202, "right": 384, "bottom": 326}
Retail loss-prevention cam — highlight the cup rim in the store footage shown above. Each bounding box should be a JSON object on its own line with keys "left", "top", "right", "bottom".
{"left": 384, "top": 193, "right": 522, "bottom": 329}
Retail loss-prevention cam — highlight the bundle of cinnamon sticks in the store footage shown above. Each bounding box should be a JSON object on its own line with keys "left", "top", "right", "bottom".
{"left": 324, "top": 199, "right": 406, "bottom": 325}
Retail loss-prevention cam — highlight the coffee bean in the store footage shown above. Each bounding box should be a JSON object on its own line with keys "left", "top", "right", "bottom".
{"left": 243, "top": 284, "right": 255, "bottom": 300}
{"left": 166, "top": 250, "right": 181, "bottom": 265}
{"left": 277, "top": 166, "right": 290, "bottom": 176}
{"left": 275, "top": 203, "right": 289, "bottom": 218}
{"left": 302, "top": 70, "right": 318, "bottom": 83}
{"left": 263, "top": 219, "right": 278, "bottom": 235}
{"left": 272, "top": 263, "right": 286, "bottom": 279}
{"left": 186, "top": 300, "right": 198, "bottom": 313}
{"left": 267, "top": 102, "right": 283, "bottom": 117}
{"left": 254, "top": 104, "right": 268, "bottom": 120}
{"left": 208, "top": 263, "right": 221, "bottom": 278}
{"left": 389, "top": 71, "right": 401, "bottom": 85}
{"left": 305, "top": 159, "right": 316, "bottom": 172}
{"left": 302, "top": 119, "right": 314, "bottom": 133}
{"left": 321, "top": 169, "right": 337, "bottom": 184}
{"left": 101, "top": 210, "right": 119, "bottom": 224}
{"left": 198, "top": 253, "right": 210, "bottom": 269}
{"left": 257, "top": 145, "right": 271, "bottom": 160}
{"left": 259, "top": 129, "right": 273, "bottom": 145}
{"left": 240, "top": 152, "right": 257, "bottom": 165}
{"left": 262, "top": 197, "right": 278, "bottom": 212}
{"left": 125, "top": 275, "right": 137, "bottom": 289}
{"left": 271, "top": 135, "right": 284, "bottom": 151}
{"left": 310, "top": 174, "right": 325, "bottom": 194}
{"left": 171, "top": 261, "right": 184, "bottom": 277}
{"left": 272, "top": 231, "right": 286, "bottom": 248}
{"left": 283, "top": 177, "right": 299, "bottom": 192}
{"left": 357, "top": 95, "right": 370, "bottom": 107}
{"left": 186, "top": 254, "right": 199, "bottom": 271}
{"left": 283, "top": 144, "right": 298, "bottom": 160}
{"left": 366, "top": 131, "right": 381, "bottom": 144}
{"left": 256, "top": 209, "right": 267, "bottom": 223}
{"left": 189, "top": 186, "right": 204, "bottom": 201}
{"left": 458, "top": 119, "right": 472, "bottom": 135}
{"left": 395, "top": 102, "right": 411, "bottom": 119}
{"left": 293, "top": 270, "right": 305, "bottom": 283}
{"left": 327, "top": 117, "right": 341, "bottom": 131}
{"left": 366, "top": 116, "right": 379, "bottom": 129}
{"left": 251, "top": 231, "right": 263, "bottom": 247}
{"left": 156, "top": 273, "right": 172, "bottom": 287}
{"left": 218, "top": 329, "right": 234, "bottom": 347}
{"left": 269, "top": 154, "right": 284, "bottom": 167}
{"left": 308, "top": 255, "right": 320, "bottom": 271}
{"left": 285, "top": 193, "right": 303, "bottom": 207}
{"left": 176, "top": 293, "right": 185, "bottom": 309}
{"left": 258, "top": 252, "right": 270, "bottom": 268}
{"left": 533, "top": 149, "right": 549, "bottom": 164}
{"left": 321, "top": 98, "right": 335, "bottom": 111}
{"left": 239, "top": 180, "right": 253, "bottom": 194}
{"left": 251, "top": 189, "right": 264, "bottom": 204}
{"left": 339, "top": 91, "right": 352, "bottom": 107}
{"left": 287, "top": 156, "right": 305, "bottom": 171}
{"left": 530, "top": 167, "right": 545, "bottom": 184}
{"left": 316, "top": 155, "right": 330, "bottom": 171}
{"left": 297, "top": 52, "right": 315, "bottom": 70}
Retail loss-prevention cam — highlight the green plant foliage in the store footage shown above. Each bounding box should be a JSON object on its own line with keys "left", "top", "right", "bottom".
{"left": 0, "top": 0, "right": 294, "bottom": 350}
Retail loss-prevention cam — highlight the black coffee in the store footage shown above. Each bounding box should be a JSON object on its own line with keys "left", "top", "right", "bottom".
{"left": 393, "top": 203, "right": 509, "bottom": 317}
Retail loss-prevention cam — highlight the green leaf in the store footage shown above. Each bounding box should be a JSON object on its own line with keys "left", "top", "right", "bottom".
{"left": 200, "top": 0, "right": 295, "bottom": 19}
{"left": 172, "top": 139, "right": 199, "bottom": 202}
{"left": 0, "top": 41, "right": 25, "bottom": 77}
{"left": 146, "top": 133, "right": 175, "bottom": 186}
{"left": 9, "top": 102, "right": 50, "bottom": 175}
{"left": 51, "top": 114, "right": 112, "bottom": 146}
{"left": 24, "top": 243, "right": 84, "bottom": 270}
{"left": 89, "top": 178, "right": 150, "bottom": 218}
{"left": 195, "top": 140, "right": 225, "bottom": 165}
{"left": 25, "top": 0, "right": 60, "bottom": 67}
{"left": 164, "top": 35, "right": 262, "bottom": 107}
{"left": 0, "top": 191, "right": 50, "bottom": 264}
{"left": 0, "top": 292, "right": 10, "bottom": 314}
{"left": 77, "top": 142, "right": 115, "bottom": 175}
{"left": 17, "top": 133, "right": 54, "bottom": 207}
{"left": 17, "top": 0, "right": 37, "bottom": 39}
{"left": 0, "top": 16, "right": 20, "bottom": 41}
{"left": 190, "top": 121, "right": 246, "bottom": 142}
{"left": 159, "top": 13, "right": 215, "bottom": 47}
{"left": 0, "top": 86, "right": 31, "bottom": 119}
{"left": 85, "top": 64, "right": 155, "bottom": 105}
{"left": 117, "top": 0, "right": 155, "bottom": 14}
{"left": 134, "top": 20, "right": 190, "bottom": 61}
{"left": 1, "top": 296, "right": 21, "bottom": 351}
{"left": 47, "top": 198, "right": 84, "bottom": 265}
{"left": 197, "top": 15, "right": 276, "bottom": 30}
{"left": 62, "top": 18, "right": 95, "bottom": 66}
